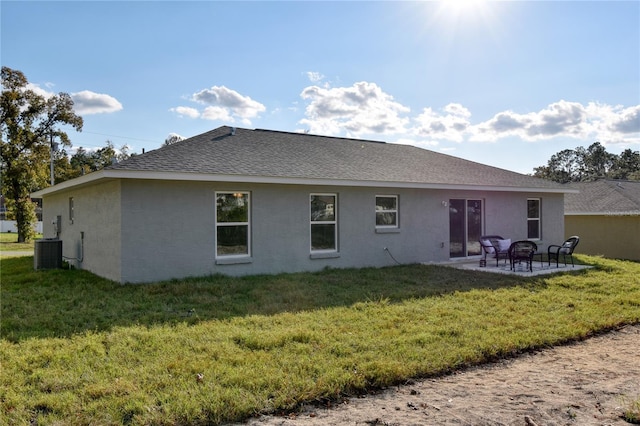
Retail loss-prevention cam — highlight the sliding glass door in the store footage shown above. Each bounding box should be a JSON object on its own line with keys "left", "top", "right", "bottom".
{"left": 449, "top": 199, "right": 483, "bottom": 258}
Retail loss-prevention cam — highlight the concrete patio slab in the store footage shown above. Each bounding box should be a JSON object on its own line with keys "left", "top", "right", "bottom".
{"left": 439, "top": 260, "right": 593, "bottom": 276}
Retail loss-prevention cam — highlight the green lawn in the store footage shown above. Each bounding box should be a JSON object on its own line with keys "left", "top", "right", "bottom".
{"left": 0, "top": 232, "right": 41, "bottom": 252}
{"left": 1, "top": 255, "right": 639, "bottom": 425}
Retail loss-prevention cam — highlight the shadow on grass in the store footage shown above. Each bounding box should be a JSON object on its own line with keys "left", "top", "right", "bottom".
{"left": 1, "top": 255, "right": 554, "bottom": 342}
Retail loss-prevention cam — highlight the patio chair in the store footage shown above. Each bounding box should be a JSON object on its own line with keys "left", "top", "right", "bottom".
{"left": 548, "top": 236, "right": 580, "bottom": 267}
{"left": 479, "top": 235, "right": 510, "bottom": 267}
{"left": 508, "top": 240, "right": 538, "bottom": 272}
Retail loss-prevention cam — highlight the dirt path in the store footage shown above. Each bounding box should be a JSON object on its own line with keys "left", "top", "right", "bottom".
{"left": 243, "top": 324, "right": 640, "bottom": 426}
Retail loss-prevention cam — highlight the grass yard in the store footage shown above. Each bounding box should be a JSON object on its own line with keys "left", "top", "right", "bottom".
{"left": 1, "top": 254, "right": 639, "bottom": 425}
{"left": 0, "top": 232, "right": 42, "bottom": 252}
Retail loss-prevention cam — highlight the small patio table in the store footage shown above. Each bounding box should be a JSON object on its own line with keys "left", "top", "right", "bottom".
{"left": 508, "top": 241, "right": 539, "bottom": 273}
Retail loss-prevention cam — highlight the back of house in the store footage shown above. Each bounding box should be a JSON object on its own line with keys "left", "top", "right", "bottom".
{"left": 32, "top": 126, "right": 571, "bottom": 283}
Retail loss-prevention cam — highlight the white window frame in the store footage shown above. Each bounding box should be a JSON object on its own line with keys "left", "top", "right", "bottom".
{"left": 215, "top": 191, "right": 251, "bottom": 258}
{"left": 527, "top": 198, "right": 541, "bottom": 240}
{"left": 375, "top": 195, "right": 399, "bottom": 229}
{"left": 310, "top": 193, "right": 338, "bottom": 253}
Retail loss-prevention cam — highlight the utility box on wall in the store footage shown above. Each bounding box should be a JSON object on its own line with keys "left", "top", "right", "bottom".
{"left": 34, "top": 239, "right": 62, "bottom": 270}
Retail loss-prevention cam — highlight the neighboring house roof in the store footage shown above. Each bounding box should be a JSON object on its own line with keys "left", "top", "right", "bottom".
{"left": 33, "top": 126, "right": 572, "bottom": 197}
{"left": 564, "top": 179, "right": 640, "bottom": 216}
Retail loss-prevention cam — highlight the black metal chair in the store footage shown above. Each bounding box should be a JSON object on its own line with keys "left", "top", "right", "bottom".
{"left": 479, "top": 235, "right": 510, "bottom": 267}
{"left": 548, "top": 236, "right": 580, "bottom": 267}
{"left": 508, "top": 240, "right": 538, "bottom": 272}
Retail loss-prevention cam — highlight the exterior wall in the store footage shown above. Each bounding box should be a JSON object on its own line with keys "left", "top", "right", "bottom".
{"left": 455, "top": 190, "right": 564, "bottom": 254}
{"left": 119, "top": 180, "right": 216, "bottom": 283}
{"left": 119, "top": 181, "right": 453, "bottom": 283}
{"left": 116, "top": 180, "right": 565, "bottom": 283}
{"left": 540, "top": 193, "right": 566, "bottom": 250}
{"left": 41, "top": 180, "right": 122, "bottom": 281}
{"left": 565, "top": 215, "right": 640, "bottom": 261}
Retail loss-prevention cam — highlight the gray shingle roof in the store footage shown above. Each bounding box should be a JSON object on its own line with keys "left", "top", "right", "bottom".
{"left": 107, "top": 126, "right": 565, "bottom": 191}
{"left": 564, "top": 179, "right": 640, "bottom": 215}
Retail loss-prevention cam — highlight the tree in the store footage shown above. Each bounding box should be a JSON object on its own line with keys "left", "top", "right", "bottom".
{"left": 532, "top": 149, "right": 580, "bottom": 183}
{"left": 162, "top": 133, "right": 185, "bottom": 147}
{"left": 579, "top": 142, "right": 616, "bottom": 181}
{"left": 533, "top": 142, "right": 640, "bottom": 183}
{"left": 50, "top": 147, "right": 77, "bottom": 184}
{"left": 610, "top": 149, "right": 640, "bottom": 180}
{"left": 1, "top": 66, "right": 83, "bottom": 242}
{"left": 67, "top": 141, "right": 133, "bottom": 179}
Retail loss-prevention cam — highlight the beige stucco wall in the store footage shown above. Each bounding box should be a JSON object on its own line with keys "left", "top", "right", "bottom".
{"left": 40, "top": 180, "right": 122, "bottom": 281}
{"left": 565, "top": 215, "right": 640, "bottom": 261}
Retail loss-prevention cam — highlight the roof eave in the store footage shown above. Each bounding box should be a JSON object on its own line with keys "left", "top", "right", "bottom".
{"left": 31, "top": 169, "right": 573, "bottom": 197}
{"left": 31, "top": 170, "right": 109, "bottom": 198}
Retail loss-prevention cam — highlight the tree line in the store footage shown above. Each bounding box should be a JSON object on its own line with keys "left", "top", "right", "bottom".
{"left": 53, "top": 142, "right": 133, "bottom": 183}
{"left": 532, "top": 142, "right": 640, "bottom": 183}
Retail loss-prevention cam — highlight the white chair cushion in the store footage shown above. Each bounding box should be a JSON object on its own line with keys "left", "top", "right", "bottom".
{"left": 481, "top": 239, "right": 495, "bottom": 253}
{"left": 498, "top": 239, "right": 511, "bottom": 251}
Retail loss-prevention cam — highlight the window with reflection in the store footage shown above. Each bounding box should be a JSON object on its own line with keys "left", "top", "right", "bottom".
{"left": 216, "top": 192, "right": 250, "bottom": 256}
{"left": 527, "top": 198, "right": 541, "bottom": 240}
{"left": 376, "top": 195, "right": 398, "bottom": 228}
{"left": 310, "top": 194, "right": 337, "bottom": 252}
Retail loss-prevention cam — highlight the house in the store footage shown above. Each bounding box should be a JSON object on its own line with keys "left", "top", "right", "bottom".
{"left": 31, "top": 126, "right": 572, "bottom": 283}
{"left": 563, "top": 179, "right": 640, "bottom": 261}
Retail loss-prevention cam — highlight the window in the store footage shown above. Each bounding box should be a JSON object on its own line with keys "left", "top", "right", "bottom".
{"left": 310, "top": 194, "right": 337, "bottom": 252}
{"left": 527, "top": 198, "right": 541, "bottom": 240}
{"left": 69, "top": 197, "right": 74, "bottom": 224}
{"left": 216, "top": 192, "right": 250, "bottom": 257}
{"left": 376, "top": 195, "right": 398, "bottom": 228}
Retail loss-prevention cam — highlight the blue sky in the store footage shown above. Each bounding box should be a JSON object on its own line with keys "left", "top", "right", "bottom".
{"left": 2, "top": 1, "right": 639, "bottom": 174}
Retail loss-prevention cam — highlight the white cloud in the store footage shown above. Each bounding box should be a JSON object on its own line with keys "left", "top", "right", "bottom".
{"left": 201, "top": 106, "right": 233, "bottom": 122}
{"left": 71, "top": 90, "right": 123, "bottom": 115}
{"left": 298, "top": 81, "right": 410, "bottom": 136}
{"left": 586, "top": 103, "right": 640, "bottom": 144}
{"left": 171, "top": 85, "right": 265, "bottom": 125}
{"left": 413, "top": 103, "right": 472, "bottom": 143}
{"left": 610, "top": 105, "right": 640, "bottom": 134}
{"left": 297, "top": 83, "right": 638, "bottom": 148}
{"left": 306, "top": 71, "right": 325, "bottom": 83}
{"left": 470, "top": 100, "right": 640, "bottom": 145}
{"left": 471, "top": 101, "right": 587, "bottom": 142}
{"left": 192, "top": 86, "right": 265, "bottom": 118}
{"left": 169, "top": 106, "right": 200, "bottom": 119}
{"left": 22, "top": 84, "right": 122, "bottom": 115}
{"left": 26, "top": 82, "right": 54, "bottom": 98}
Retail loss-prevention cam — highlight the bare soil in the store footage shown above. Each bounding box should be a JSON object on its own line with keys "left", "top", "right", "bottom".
{"left": 242, "top": 324, "right": 640, "bottom": 426}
